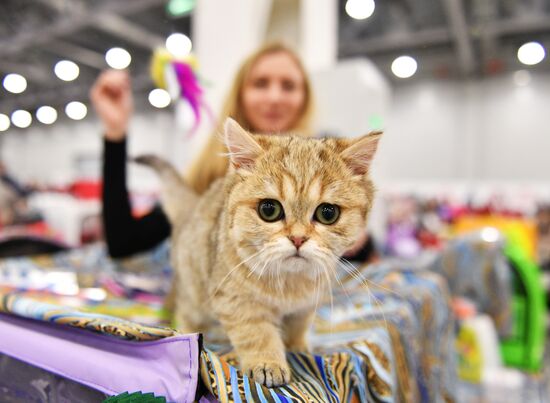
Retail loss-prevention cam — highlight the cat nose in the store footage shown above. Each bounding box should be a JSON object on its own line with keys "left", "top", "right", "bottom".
{"left": 288, "top": 235, "right": 308, "bottom": 249}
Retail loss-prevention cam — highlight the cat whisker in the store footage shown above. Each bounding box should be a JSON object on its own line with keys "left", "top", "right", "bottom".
{"left": 246, "top": 258, "right": 262, "bottom": 278}
{"left": 257, "top": 256, "right": 272, "bottom": 279}
{"left": 327, "top": 258, "right": 354, "bottom": 309}
{"left": 275, "top": 259, "right": 284, "bottom": 294}
{"left": 219, "top": 151, "right": 252, "bottom": 161}
{"left": 263, "top": 257, "right": 281, "bottom": 293}
{"left": 211, "top": 246, "right": 267, "bottom": 297}
{"left": 341, "top": 258, "right": 404, "bottom": 299}
{"left": 338, "top": 259, "right": 390, "bottom": 333}
{"left": 324, "top": 254, "right": 366, "bottom": 339}
{"left": 312, "top": 265, "right": 321, "bottom": 318}
{"left": 246, "top": 252, "right": 269, "bottom": 278}
{"left": 316, "top": 259, "right": 335, "bottom": 337}
{"left": 308, "top": 251, "right": 341, "bottom": 338}
{"left": 268, "top": 262, "right": 274, "bottom": 289}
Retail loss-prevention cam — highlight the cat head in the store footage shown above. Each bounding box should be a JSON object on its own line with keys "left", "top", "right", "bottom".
{"left": 223, "top": 118, "right": 381, "bottom": 279}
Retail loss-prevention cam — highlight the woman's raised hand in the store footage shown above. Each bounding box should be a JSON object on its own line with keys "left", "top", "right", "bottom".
{"left": 90, "top": 70, "right": 134, "bottom": 142}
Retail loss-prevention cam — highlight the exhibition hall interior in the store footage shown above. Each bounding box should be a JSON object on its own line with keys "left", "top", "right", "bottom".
{"left": 0, "top": 0, "right": 549, "bottom": 401}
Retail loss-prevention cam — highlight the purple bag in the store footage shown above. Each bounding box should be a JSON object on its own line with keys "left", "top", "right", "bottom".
{"left": 0, "top": 310, "right": 201, "bottom": 402}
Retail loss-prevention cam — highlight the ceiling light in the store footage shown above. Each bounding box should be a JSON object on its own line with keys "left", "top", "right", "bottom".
{"left": 345, "top": 0, "right": 375, "bottom": 20}
{"left": 36, "top": 106, "right": 58, "bottom": 125}
{"left": 54, "top": 60, "right": 80, "bottom": 81}
{"left": 65, "top": 102, "right": 87, "bottom": 120}
{"left": 105, "top": 47, "right": 132, "bottom": 70}
{"left": 391, "top": 56, "right": 418, "bottom": 78}
{"left": 0, "top": 114, "right": 10, "bottom": 131}
{"left": 166, "top": 33, "right": 192, "bottom": 57}
{"left": 513, "top": 70, "right": 531, "bottom": 86}
{"left": 148, "top": 89, "right": 171, "bottom": 108}
{"left": 11, "top": 110, "right": 32, "bottom": 128}
{"left": 3, "top": 73, "right": 27, "bottom": 94}
{"left": 517, "top": 42, "right": 546, "bottom": 66}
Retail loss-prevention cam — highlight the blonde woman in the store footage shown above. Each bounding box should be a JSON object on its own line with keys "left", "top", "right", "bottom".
{"left": 92, "top": 43, "right": 316, "bottom": 257}
{"left": 92, "top": 43, "right": 374, "bottom": 260}
{"left": 185, "top": 44, "right": 314, "bottom": 194}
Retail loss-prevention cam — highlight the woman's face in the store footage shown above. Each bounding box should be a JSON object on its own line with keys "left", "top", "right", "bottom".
{"left": 242, "top": 51, "right": 306, "bottom": 134}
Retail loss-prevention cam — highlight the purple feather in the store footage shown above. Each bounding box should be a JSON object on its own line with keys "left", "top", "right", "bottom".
{"left": 172, "top": 61, "right": 205, "bottom": 133}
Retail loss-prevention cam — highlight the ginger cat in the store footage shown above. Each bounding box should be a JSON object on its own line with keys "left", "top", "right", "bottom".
{"left": 137, "top": 118, "right": 381, "bottom": 387}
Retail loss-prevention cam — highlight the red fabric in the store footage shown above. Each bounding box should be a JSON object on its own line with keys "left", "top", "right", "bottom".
{"left": 69, "top": 180, "right": 102, "bottom": 200}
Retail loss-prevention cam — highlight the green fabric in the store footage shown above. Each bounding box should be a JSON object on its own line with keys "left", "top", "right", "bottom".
{"left": 501, "top": 241, "right": 547, "bottom": 371}
{"left": 103, "top": 391, "right": 167, "bottom": 402}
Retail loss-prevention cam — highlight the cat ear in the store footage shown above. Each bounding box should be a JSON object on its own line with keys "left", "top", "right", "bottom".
{"left": 224, "top": 118, "right": 263, "bottom": 170}
{"left": 341, "top": 131, "right": 382, "bottom": 175}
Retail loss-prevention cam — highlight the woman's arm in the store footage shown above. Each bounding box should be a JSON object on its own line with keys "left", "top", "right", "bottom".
{"left": 92, "top": 70, "right": 170, "bottom": 258}
{"left": 342, "top": 231, "right": 377, "bottom": 263}
{"left": 102, "top": 138, "right": 171, "bottom": 258}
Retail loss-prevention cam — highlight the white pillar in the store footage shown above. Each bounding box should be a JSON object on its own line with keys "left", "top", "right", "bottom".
{"left": 193, "top": 0, "right": 274, "bottom": 113}
{"left": 172, "top": 0, "right": 273, "bottom": 170}
{"left": 300, "top": 0, "right": 338, "bottom": 72}
{"left": 171, "top": 0, "right": 339, "bottom": 169}
{"left": 265, "top": 0, "right": 300, "bottom": 47}
{"left": 264, "top": 0, "right": 338, "bottom": 72}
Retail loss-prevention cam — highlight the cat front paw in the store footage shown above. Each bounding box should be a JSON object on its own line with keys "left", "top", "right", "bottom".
{"left": 244, "top": 360, "right": 291, "bottom": 387}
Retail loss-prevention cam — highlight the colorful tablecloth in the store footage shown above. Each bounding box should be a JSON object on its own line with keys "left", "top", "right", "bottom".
{"left": 0, "top": 241, "right": 466, "bottom": 402}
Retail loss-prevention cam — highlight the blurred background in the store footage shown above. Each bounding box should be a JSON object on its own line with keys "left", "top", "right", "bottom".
{"left": 1, "top": 0, "right": 549, "bottom": 185}
{"left": 0, "top": 1, "right": 549, "bottom": 401}
{"left": 0, "top": 0, "right": 549, "bottom": 260}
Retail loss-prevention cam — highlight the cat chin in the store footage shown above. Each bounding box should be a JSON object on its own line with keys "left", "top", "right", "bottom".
{"left": 283, "top": 255, "right": 309, "bottom": 265}
{"left": 277, "top": 256, "right": 320, "bottom": 277}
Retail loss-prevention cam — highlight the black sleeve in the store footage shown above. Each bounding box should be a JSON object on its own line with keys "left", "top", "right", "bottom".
{"left": 102, "top": 138, "right": 171, "bottom": 258}
{"left": 342, "top": 234, "right": 378, "bottom": 263}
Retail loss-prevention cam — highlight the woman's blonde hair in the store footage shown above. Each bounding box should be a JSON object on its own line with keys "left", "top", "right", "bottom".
{"left": 186, "top": 43, "right": 315, "bottom": 194}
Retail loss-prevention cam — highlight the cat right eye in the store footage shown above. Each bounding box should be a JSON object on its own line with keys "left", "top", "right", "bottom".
{"left": 258, "top": 199, "right": 284, "bottom": 222}
{"left": 314, "top": 203, "right": 340, "bottom": 225}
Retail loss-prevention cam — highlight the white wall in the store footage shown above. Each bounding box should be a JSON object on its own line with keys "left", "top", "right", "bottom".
{"left": 372, "top": 71, "right": 550, "bottom": 184}
{"left": 365, "top": 71, "right": 550, "bottom": 239}
{"left": 2, "top": 70, "right": 549, "bottom": 193}
{"left": 0, "top": 110, "right": 175, "bottom": 192}
{"left": 311, "top": 58, "right": 391, "bottom": 137}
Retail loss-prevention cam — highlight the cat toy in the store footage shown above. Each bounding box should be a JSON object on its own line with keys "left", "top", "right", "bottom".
{"left": 150, "top": 48, "right": 213, "bottom": 135}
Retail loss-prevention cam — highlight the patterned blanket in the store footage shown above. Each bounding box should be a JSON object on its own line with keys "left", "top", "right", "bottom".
{"left": 0, "top": 241, "right": 460, "bottom": 402}
{"left": 427, "top": 232, "right": 513, "bottom": 337}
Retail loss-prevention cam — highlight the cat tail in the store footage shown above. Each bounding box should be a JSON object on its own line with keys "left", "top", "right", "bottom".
{"left": 133, "top": 155, "right": 199, "bottom": 224}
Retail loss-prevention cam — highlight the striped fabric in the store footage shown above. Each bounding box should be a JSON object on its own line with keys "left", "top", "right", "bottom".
{"left": 0, "top": 292, "right": 177, "bottom": 341}
{"left": 199, "top": 267, "right": 457, "bottom": 403}
{"left": 202, "top": 346, "right": 399, "bottom": 402}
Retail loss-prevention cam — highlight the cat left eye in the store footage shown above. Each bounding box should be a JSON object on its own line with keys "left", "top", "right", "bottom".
{"left": 258, "top": 199, "right": 285, "bottom": 222}
{"left": 314, "top": 203, "right": 340, "bottom": 225}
